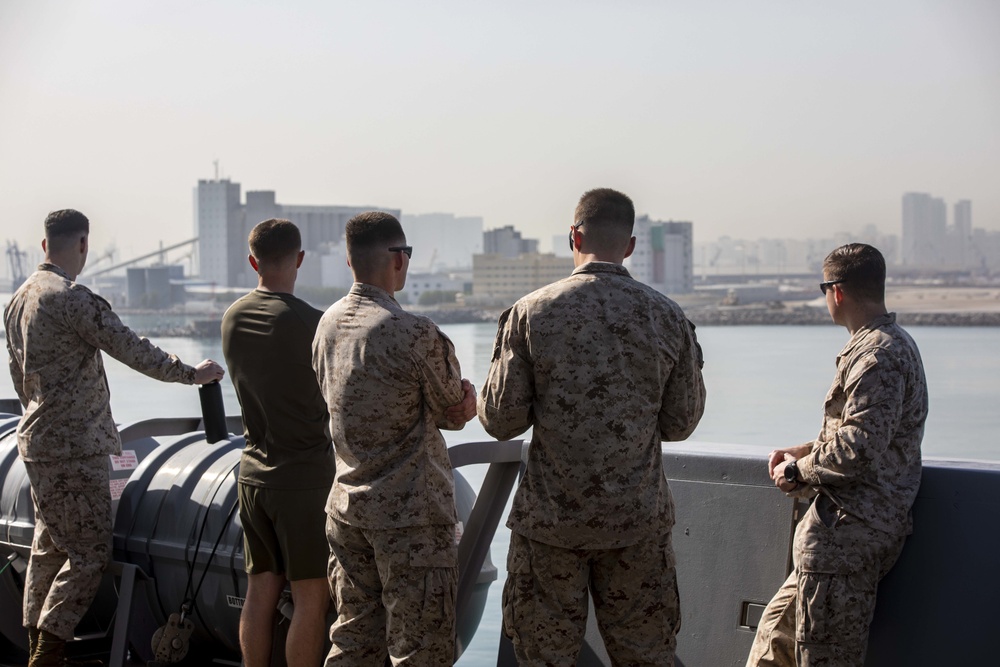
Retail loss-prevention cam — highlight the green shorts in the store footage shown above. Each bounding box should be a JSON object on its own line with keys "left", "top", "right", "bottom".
{"left": 238, "top": 482, "right": 330, "bottom": 581}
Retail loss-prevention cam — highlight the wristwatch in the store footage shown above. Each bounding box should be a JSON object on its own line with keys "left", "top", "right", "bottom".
{"left": 784, "top": 460, "right": 800, "bottom": 485}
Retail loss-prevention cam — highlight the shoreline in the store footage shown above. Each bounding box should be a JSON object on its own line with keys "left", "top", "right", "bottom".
{"left": 120, "top": 306, "right": 1000, "bottom": 338}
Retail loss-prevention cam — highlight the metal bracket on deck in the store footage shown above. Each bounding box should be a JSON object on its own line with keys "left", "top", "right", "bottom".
{"left": 107, "top": 561, "right": 151, "bottom": 667}
{"left": 447, "top": 440, "right": 525, "bottom": 632}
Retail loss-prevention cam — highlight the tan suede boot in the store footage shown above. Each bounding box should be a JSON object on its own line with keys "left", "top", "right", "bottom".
{"left": 29, "top": 630, "right": 104, "bottom": 667}
{"left": 27, "top": 627, "right": 39, "bottom": 660}
{"left": 28, "top": 630, "right": 64, "bottom": 667}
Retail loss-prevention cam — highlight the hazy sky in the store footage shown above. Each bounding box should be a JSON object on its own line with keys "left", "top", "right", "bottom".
{"left": 1, "top": 0, "right": 998, "bottom": 261}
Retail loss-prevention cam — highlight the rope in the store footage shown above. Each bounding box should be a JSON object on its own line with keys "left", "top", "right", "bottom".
{"left": 179, "top": 463, "right": 240, "bottom": 618}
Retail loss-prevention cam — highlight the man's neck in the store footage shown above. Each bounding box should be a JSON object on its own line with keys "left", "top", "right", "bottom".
{"left": 844, "top": 303, "right": 888, "bottom": 335}
{"left": 256, "top": 275, "right": 295, "bottom": 294}
{"left": 44, "top": 256, "right": 79, "bottom": 281}
{"left": 573, "top": 253, "right": 623, "bottom": 267}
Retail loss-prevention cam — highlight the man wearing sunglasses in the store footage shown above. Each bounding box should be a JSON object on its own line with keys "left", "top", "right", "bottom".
{"left": 479, "top": 188, "right": 706, "bottom": 666}
{"left": 312, "top": 211, "right": 476, "bottom": 666}
{"left": 748, "top": 243, "right": 928, "bottom": 666}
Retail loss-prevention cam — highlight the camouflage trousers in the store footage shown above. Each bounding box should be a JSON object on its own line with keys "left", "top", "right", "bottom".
{"left": 503, "top": 531, "right": 680, "bottom": 667}
{"left": 22, "top": 456, "right": 112, "bottom": 641}
{"left": 324, "top": 517, "right": 457, "bottom": 666}
{"left": 747, "top": 495, "right": 907, "bottom": 667}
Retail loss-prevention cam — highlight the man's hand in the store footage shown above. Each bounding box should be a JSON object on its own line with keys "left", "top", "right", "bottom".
{"left": 445, "top": 379, "right": 477, "bottom": 427}
{"left": 767, "top": 443, "right": 812, "bottom": 478}
{"left": 194, "top": 359, "right": 225, "bottom": 385}
{"left": 771, "top": 453, "right": 800, "bottom": 493}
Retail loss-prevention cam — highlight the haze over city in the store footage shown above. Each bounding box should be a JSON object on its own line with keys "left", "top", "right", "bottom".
{"left": 2, "top": 0, "right": 998, "bottom": 262}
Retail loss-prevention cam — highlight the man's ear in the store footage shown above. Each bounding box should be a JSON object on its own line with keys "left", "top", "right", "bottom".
{"left": 624, "top": 236, "right": 636, "bottom": 259}
{"left": 833, "top": 284, "right": 846, "bottom": 306}
{"left": 248, "top": 254, "right": 259, "bottom": 272}
{"left": 296, "top": 250, "right": 305, "bottom": 268}
{"left": 41, "top": 238, "right": 48, "bottom": 254}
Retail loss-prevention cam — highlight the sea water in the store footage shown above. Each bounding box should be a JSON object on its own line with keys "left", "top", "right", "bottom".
{"left": 1, "top": 322, "right": 998, "bottom": 664}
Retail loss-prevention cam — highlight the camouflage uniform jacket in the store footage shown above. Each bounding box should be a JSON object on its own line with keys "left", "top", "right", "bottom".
{"left": 4, "top": 264, "right": 197, "bottom": 463}
{"left": 795, "top": 312, "right": 928, "bottom": 536}
{"left": 312, "top": 283, "right": 465, "bottom": 529}
{"left": 478, "top": 262, "right": 706, "bottom": 550}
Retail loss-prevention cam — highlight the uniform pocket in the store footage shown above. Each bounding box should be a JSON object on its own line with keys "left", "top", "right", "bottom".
{"left": 409, "top": 526, "right": 458, "bottom": 568}
{"left": 502, "top": 534, "right": 533, "bottom": 643}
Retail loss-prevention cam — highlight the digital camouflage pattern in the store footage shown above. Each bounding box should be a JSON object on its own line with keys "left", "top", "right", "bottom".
{"left": 325, "top": 518, "right": 457, "bottom": 666}
{"left": 312, "top": 282, "right": 465, "bottom": 529}
{"left": 22, "top": 456, "right": 112, "bottom": 641}
{"left": 478, "top": 262, "right": 706, "bottom": 550}
{"left": 312, "top": 282, "right": 464, "bottom": 665}
{"left": 4, "top": 264, "right": 197, "bottom": 463}
{"left": 748, "top": 312, "right": 927, "bottom": 666}
{"left": 747, "top": 496, "right": 906, "bottom": 667}
{"left": 504, "top": 532, "right": 680, "bottom": 667}
{"left": 5, "top": 264, "right": 199, "bottom": 639}
{"left": 793, "top": 312, "right": 928, "bottom": 537}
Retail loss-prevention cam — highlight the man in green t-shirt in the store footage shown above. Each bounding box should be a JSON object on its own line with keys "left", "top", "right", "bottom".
{"left": 221, "top": 219, "right": 335, "bottom": 667}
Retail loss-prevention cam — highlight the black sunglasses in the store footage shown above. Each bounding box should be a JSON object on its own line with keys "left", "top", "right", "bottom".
{"left": 388, "top": 245, "right": 412, "bottom": 259}
{"left": 820, "top": 279, "right": 844, "bottom": 295}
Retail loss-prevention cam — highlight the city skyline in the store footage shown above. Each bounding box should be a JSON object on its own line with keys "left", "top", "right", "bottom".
{"left": 1, "top": 1, "right": 998, "bottom": 264}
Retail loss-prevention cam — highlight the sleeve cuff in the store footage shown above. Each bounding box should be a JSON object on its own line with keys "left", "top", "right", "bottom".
{"left": 796, "top": 452, "right": 819, "bottom": 486}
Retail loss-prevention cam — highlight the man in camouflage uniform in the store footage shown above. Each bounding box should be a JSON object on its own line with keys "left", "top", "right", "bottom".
{"left": 747, "top": 243, "right": 928, "bottom": 667}
{"left": 222, "top": 219, "right": 333, "bottom": 667}
{"left": 478, "top": 188, "right": 706, "bottom": 666}
{"left": 4, "top": 209, "right": 225, "bottom": 666}
{"left": 311, "top": 211, "right": 476, "bottom": 666}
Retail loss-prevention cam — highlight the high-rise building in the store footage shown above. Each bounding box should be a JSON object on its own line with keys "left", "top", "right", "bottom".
{"left": 401, "top": 213, "right": 483, "bottom": 271}
{"left": 193, "top": 178, "right": 399, "bottom": 288}
{"left": 902, "top": 192, "right": 947, "bottom": 268}
{"left": 483, "top": 225, "right": 538, "bottom": 258}
{"left": 194, "top": 179, "right": 242, "bottom": 287}
{"left": 625, "top": 215, "right": 694, "bottom": 294}
{"left": 954, "top": 200, "right": 972, "bottom": 268}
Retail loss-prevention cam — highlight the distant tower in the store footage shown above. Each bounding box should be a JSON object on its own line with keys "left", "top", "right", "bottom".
{"left": 902, "top": 192, "right": 947, "bottom": 268}
{"left": 194, "top": 178, "right": 243, "bottom": 286}
{"left": 954, "top": 200, "right": 972, "bottom": 268}
{"left": 624, "top": 215, "right": 694, "bottom": 294}
{"left": 483, "top": 225, "right": 537, "bottom": 258}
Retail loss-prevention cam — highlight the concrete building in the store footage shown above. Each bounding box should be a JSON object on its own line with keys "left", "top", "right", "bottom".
{"left": 902, "top": 192, "right": 948, "bottom": 268}
{"left": 625, "top": 215, "right": 694, "bottom": 294}
{"left": 319, "top": 244, "right": 352, "bottom": 291}
{"left": 401, "top": 213, "right": 483, "bottom": 270}
{"left": 193, "top": 178, "right": 399, "bottom": 288}
{"left": 400, "top": 272, "right": 467, "bottom": 305}
{"left": 483, "top": 225, "right": 538, "bottom": 258}
{"left": 953, "top": 200, "right": 973, "bottom": 268}
{"left": 194, "top": 179, "right": 242, "bottom": 287}
{"left": 126, "top": 265, "right": 185, "bottom": 309}
{"left": 472, "top": 253, "right": 574, "bottom": 303}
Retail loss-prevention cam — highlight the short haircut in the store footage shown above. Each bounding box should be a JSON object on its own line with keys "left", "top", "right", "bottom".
{"left": 345, "top": 211, "right": 405, "bottom": 266}
{"left": 44, "top": 209, "right": 89, "bottom": 252}
{"left": 574, "top": 189, "right": 635, "bottom": 253}
{"left": 248, "top": 219, "right": 301, "bottom": 263}
{"left": 823, "top": 243, "right": 886, "bottom": 303}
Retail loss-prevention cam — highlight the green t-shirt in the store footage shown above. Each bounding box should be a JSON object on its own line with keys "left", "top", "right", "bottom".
{"left": 221, "top": 290, "right": 334, "bottom": 489}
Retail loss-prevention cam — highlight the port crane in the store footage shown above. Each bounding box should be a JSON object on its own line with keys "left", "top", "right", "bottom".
{"left": 5, "top": 241, "right": 27, "bottom": 292}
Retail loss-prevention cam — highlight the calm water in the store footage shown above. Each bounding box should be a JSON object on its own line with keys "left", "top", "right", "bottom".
{"left": 1, "top": 322, "right": 998, "bottom": 663}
